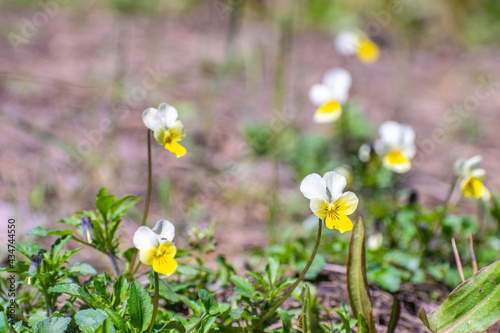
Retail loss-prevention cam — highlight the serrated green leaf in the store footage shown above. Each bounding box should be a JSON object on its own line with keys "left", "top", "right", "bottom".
{"left": 230, "top": 275, "right": 255, "bottom": 298}
{"left": 277, "top": 309, "right": 291, "bottom": 333}
{"left": 199, "top": 289, "right": 218, "bottom": 314}
{"left": 28, "top": 226, "right": 73, "bottom": 237}
{"left": 68, "top": 263, "right": 97, "bottom": 275}
{"left": 75, "top": 309, "right": 108, "bottom": 333}
{"left": 105, "top": 309, "right": 128, "bottom": 332}
{"left": 419, "top": 259, "right": 500, "bottom": 333}
{"left": 49, "top": 283, "right": 94, "bottom": 305}
{"left": 112, "top": 276, "right": 128, "bottom": 308}
{"left": 34, "top": 316, "right": 71, "bottom": 333}
{"left": 128, "top": 281, "right": 153, "bottom": 332}
{"left": 346, "top": 217, "right": 376, "bottom": 333}
{"left": 13, "top": 243, "right": 41, "bottom": 260}
{"left": 28, "top": 311, "right": 47, "bottom": 328}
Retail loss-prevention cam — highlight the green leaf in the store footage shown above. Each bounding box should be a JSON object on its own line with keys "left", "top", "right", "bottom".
{"left": 346, "top": 217, "right": 376, "bottom": 333}
{"left": 0, "top": 311, "right": 9, "bottom": 333}
{"left": 199, "top": 289, "right": 218, "bottom": 314}
{"left": 357, "top": 313, "right": 369, "bottom": 333}
{"left": 245, "top": 271, "right": 267, "bottom": 289}
{"left": 387, "top": 296, "right": 401, "bottom": 333}
{"left": 48, "top": 236, "right": 71, "bottom": 266}
{"left": 28, "top": 311, "right": 47, "bottom": 328}
{"left": 95, "top": 188, "right": 114, "bottom": 220}
{"left": 75, "top": 309, "right": 108, "bottom": 333}
{"left": 266, "top": 257, "right": 279, "bottom": 285}
{"left": 277, "top": 309, "right": 291, "bottom": 333}
{"left": 105, "top": 309, "right": 128, "bottom": 332}
{"left": 34, "top": 317, "right": 71, "bottom": 333}
{"left": 27, "top": 226, "right": 73, "bottom": 237}
{"left": 229, "top": 309, "right": 244, "bottom": 320}
{"left": 13, "top": 243, "right": 41, "bottom": 260}
{"left": 418, "top": 259, "right": 500, "bottom": 333}
{"left": 160, "top": 321, "right": 186, "bottom": 333}
{"left": 230, "top": 275, "right": 255, "bottom": 298}
{"left": 112, "top": 275, "right": 129, "bottom": 308}
{"left": 68, "top": 263, "right": 97, "bottom": 275}
{"left": 301, "top": 284, "right": 311, "bottom": 333}
{"left": 49, "top": 283, "right": 94, "bottom": 306}
{"left": 199, "top": 315, "right": 216, "bottom": 333}
{"left": 128, "top": 281, "right": 153, "bottom": 332}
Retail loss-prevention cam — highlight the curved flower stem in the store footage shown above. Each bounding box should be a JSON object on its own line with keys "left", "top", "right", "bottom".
{"left": 128, "top": 130, "right": 153, "bottom": 276}
{"left": 148, "top": 272, "right": 160, "bottom": 333}
{"left": 257, "top": 218, "right": 323, "bottom": 327}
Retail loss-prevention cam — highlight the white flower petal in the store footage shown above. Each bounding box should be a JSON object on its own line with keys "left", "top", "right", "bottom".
{"left": 399, "top": 124, "right": 415, "bottom": 147}
{"left": 334, "top": 31, "right": 359, "bottom": 55}
{"left": 465, "top": 155, "right": 482, "bottom": 171}
{"left": 323, "top": 171, "right": 346, "bottom": 202}
{"left": 403, "top": 144, "right": 417, "bottom": 159}
{"left": 470, "top": 168, "right": 486, "bottom": 179}
{"left": 133, "top": 226, "right": 159, "bottom": 250}
{"left": 334, "top": 191, "right": 359, "bottom": 215}
{"left": 159, "top": 103, "right": 179, "bottom": 128}
{"left": 300, "top": 173, "right": 328, "bottom": 201}
{"left": 453, "top": 158, "right": 466, "bottom": 176}
{"left": 309, "top": 84, "right": 332, "bottom": 106}
{"left": 310, "top": 198, "right": 328, "bottom": 220}
{"left": 379, "top": 121, "right": 402, "bottom": 147}
{"left": 152, "top": 219, "right": 175, "bottom": 242}
{"left": 323, "top": 68, "right": 352, "bottom": 104}
{"left": 142, "top": 107, "right": 163, "bottom": 131}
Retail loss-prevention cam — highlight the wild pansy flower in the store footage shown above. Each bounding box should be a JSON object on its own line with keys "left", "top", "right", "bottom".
{"left": 80, "top": 216, "right": 93, "bottom": 244}
{"left": 143, "top": 103, "right": 186, "bottom": 158}
{"left": 309, "top": 68, "right": 352, "bottom": 123}
{"left": 133, "top": 219, "right": 178, "bottom": 276}
{"left": 375, "top": 121, "right": 416, "bottom": 173}
{"left": 27, "top": 250, "right": 44, "bottom": 285}
{"left": 454, "top": 155, "right": 490, "bottom": 200}
{"left": 334, "top": 30, "right": 379, "bottom": 64}
{"left": 300, "top": 171, "right": 358, "bottom": 233}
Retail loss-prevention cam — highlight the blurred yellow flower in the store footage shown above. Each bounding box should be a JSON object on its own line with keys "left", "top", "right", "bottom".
{"left": 300, "top": 171, "right": 358, "bottom": 233}
{"left": 133, "top": 220, "right": 178, "bottom": 276}
{"left": 309, "top": 68, "right": 352, "bottom": 123}
{"left": 454, "top": 156, "right": 490, "bottom": 200}
{"left": 335, "top": 30, "right": 379, "bottom": 64}
{"left": 375, "top": 121, "right": 416, "bottom": 173}
{"left": 143, "top": 103, "right": 186, "bottom": 158}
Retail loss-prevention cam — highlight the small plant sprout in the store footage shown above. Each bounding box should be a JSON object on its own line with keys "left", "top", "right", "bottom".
{"left": 143, "top": 103, "right": 186, "bottom": 158}
{"left": 300, "top": 171, "right": 359, "bottom": 233}
{"left": 334, "top": 30, "right": 380, "bottom": 63}
{"left": 309, "top": 68, "right": 352, "bottom": 123}
{"left": 454, "top": 155, "right": 491, "bottom": 200}
{"left": 80, "top": 216, "right": 93, "bottom": 243}
{"left": 375, "top": 121, "right": 416, "bottom": 173}
{"left": 133, "top": 219, "right": 178, "bottom": 276}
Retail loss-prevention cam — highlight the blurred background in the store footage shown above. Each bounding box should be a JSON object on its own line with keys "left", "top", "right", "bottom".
{"left": 1, "top": 0, "right": 500, "bottom": 273}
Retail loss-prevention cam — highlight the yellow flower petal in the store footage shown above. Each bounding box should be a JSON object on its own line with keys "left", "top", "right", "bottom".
{"left": 462, "top": 177, "right": 485, "bottom": 199}
{"left": 153, "top": 256, "right": 178, "bottom": 276}
{"left": 333, "top": 191, "right": 359, "bottom": 215}
{"left": 383, "top": 150, "right": 411, "bottom": 173}
{"left": 356, "top": 39, "right": 379, "bottom": 64}
{"left": 139, "top": 247, "right": 157, "bottom": 266}
{"left": 313, "top": 100, "right": 342, "bottom": 123}
{"left": 153, "top": 128, "right": 168, "bottom": 145}
{"left": 325, "top": 211, "right": 353, "bottom": 233}
{"left": 165, "top": 140, "right": 186, "bottom": 158}
{"left": 158, "top": 241, "right": 177, "bottom": 257}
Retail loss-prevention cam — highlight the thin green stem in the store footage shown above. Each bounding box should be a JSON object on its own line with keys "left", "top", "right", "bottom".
{"left": 438, "top": 176, "right": 458, "bottom": 226}
{"left": 128, "top": 130, "right": 153, "bottom": 276}
{"left": 186, "top": 313, "right": 206, "bottom": 333}
{"left": 257, "top": 218, "right": 323, "bottom": 326}
{"left": 108, "top": 252, "right": 121, "bottom": 277}
{"left": 148, "top": 272, "right": 160, "bottom": 333}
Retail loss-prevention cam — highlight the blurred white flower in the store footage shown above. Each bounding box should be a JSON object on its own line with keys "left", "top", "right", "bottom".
{"left": 375, "top": 121, "right": 416, "bottom": 173}
{"left": 309, "top": 68, "right": 352, "bottom": 123}
{"left": 358, "top": 143, "right": 372, "bottom": 163}
{"left": 454, "top": 155, "right": 490, "bottom": 200}
{"left": 334, "top": 30, "right": 379, "bottom": 64}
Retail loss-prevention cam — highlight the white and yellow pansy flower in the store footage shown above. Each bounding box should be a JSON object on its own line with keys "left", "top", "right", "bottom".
{"left": 309, "top": 68, "right": 352, "bottom": 123}
{"left": 375, "top": 121, "right": 416, "bottom": 173}
{"left": 143, "top": 103, "right": 186, "bottom": 158}
{"left": 334, "top": 30, "right": 380, "bottom": 64}
{"left": 300, "top": 171, "right": 359, "bottom": 233}
{"left": 454, "top": 155, "right": 490, "bottom": 200}
{"left": 133, "top": 219, "right": 178, "bottom": 276}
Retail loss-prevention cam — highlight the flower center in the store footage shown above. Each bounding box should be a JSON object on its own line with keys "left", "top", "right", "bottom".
{"left": 386, "top": 150, "right": 408, "bottom": 165}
